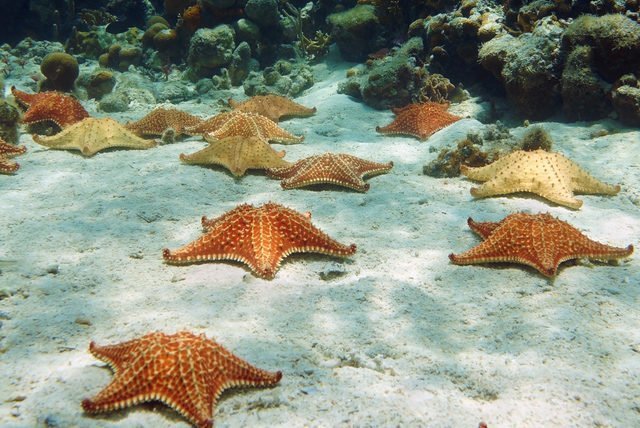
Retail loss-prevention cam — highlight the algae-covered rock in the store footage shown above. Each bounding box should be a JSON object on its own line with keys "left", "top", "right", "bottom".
{"left": 98, "top": 73, "right": 156, "bottom": 112}
{"left": 40, "top": 52, "right": 79, "bottom": 92}
{"left": 338, "top": 37, "right": 433, "bottom": 109}
{"left": 478, "top": 17, "right": 563, "bottom": 119}
{"left": 327, "top": 4, "right": 383, "bottom": 61}
{"left": 187, "top": 26, "right": 236, "bottom": 77}
{"left": 77, "top": 68, "right": 116, "bottom": 100}
{"left": 0, "top": 99, "right": 20, "bottom": 145}
{"left": 244, "top": 0, "right": 280, "bottom": 28}
{"left": 560, "top": 45, "right": 610, "bottom": 121}
{"left": 612, "top": 84, "right": 640, "bottom": 126}
{"left": 243, "top": 60, "right": 313, "bottom": 97}
{"left": 562, "top": 14, "right": 640, "bottom": 82}
{"left": 228, "top": 42, "right": 256, "bottom": 86}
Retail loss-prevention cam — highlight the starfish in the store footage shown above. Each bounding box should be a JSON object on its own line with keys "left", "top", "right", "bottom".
{"left": 125, "top": 107, "right": 203, "bottom": 137}
{"left": 186, "top": 111, "right": 304, "bottom": 144}
{"left": 163, "top": 202, "right": 357, "bottom": 279}
{"left": 228, "top": 95, "right": 316, "bottom": 122}
{"left": 11, "top": 86, "right": 89, "bottom": 130}
{"left": 0, "top": 138, "right": 27, "bottom": 174}
{"left": 32, "top": 117, "right": 157, "bottom": 157}
{"left": 179, "top": 136, "right": 292, "bottom": 177}
{"left": 376, "top": 102, "right": 461, "bottom": 140}
{"left": 267, "top": 152, "right": 393, "bottom": 192}
{"left": 461, "top": 149, "right": 621, "bottom": 209}
{"left": 82, "top": 331, "right": 282, "bottom": 428}
{"left": 449, "top": 212, "right": 633, "bottom": 277}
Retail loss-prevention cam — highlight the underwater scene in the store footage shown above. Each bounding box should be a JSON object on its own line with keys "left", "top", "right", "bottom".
{"left": 0, "top": 0, "right": 639, "bottom": 426}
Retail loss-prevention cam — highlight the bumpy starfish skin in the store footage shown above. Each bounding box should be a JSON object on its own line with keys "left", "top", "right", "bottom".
{"left": 11, "top": 86, "right": 89, "bottom": 129}
{"left": 449, "top": 212, "right": 634, "bottom": 277}
{"left": 376, "top": 102, "right": 461, "bottom": 140}
{"left": 179, "top": 136, "right": 291, "bottom": 177}
{"left": 461, "top": 149, "right": 620, "bottom": 209}
{"left": 187, "top": 111, "right": 304, "bottom": 144}
{"left": 33, "top": 118, "right": 157, "bottom": 156}
{"left": 82, "top": 331, "right": 282, "bottom": 428}
{"left": 125, "top": 107, "right": 203, "bottom": 136}
{"left": 267, "top": 152, "right": 393, "bottom": 192}
{"left": 163, "top": 202, "right": 357, "bottom": 279}
{"left": 0, "top": 139, "right": 27, "bottom": 174}
{"left": 228, "top": 95, "right": 316, "bottom": 122}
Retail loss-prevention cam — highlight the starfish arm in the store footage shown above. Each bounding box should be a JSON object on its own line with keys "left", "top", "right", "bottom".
{"left": 461, "top": 153, "right": 522, "bottom": 182}
{"left": 185, "top": 112, "right": 231, "bottom": 136}
{"left": 466, "top": 217, "right": 501, "bottom": 239}
{"left": 567, "top": 162, "right": 621, "bottom": 196}
{"left": 180, "top": 145, "right": 225, "bottom": 166}
{"left": 0, "top": 158, "right": 20, "bottom": 174}
{"left": 353, "top": 158, "right": 394, "bottom": 178}
{"left": 0, "top": 143, "right": 27, "bottom": 158}
{"left": 273, "top": 204, "right": 357, "bottom": 260}
{"left": 266, "top": 160, "right": 307, "bottom": 179}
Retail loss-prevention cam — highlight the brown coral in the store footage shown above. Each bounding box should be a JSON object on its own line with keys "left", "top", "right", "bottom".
{"left": 40, "top": 52, "right": 79, "bottom": 92}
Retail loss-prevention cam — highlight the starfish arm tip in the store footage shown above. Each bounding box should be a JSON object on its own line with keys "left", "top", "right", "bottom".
{"left": 81, "top": 398, "right": 94, "bottom": 412}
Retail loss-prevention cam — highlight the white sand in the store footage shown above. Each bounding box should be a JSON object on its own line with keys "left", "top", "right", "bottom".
{"left": 1, "top": 53, "right": 639, "bottom": 427}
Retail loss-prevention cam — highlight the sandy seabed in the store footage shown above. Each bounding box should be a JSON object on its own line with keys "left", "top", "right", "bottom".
{"left": 1, "top": 54, "right": 639, "bottom": 427}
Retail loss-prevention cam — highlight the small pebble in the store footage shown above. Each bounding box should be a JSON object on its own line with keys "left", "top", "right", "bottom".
{"left": 46, "top": 265, "right": 59, "bottom": 275}
{"left": 75, "top": 317, "right": 92, "bottom": 326}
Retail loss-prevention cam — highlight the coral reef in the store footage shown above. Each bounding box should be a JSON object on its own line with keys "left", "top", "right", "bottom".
{"left": 562, "top": 14, "right": 640, "bottom": 83}
{"left": 478, "top": 16, "right": 565, "bottom": 120}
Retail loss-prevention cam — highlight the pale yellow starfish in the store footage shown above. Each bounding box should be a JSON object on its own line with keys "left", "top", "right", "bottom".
{"left": 33, "top": 118, "right": 157, "bottom": 157}
{"left": 179, "top": 136, "right": 291, "bottom": 177}
{"left": 461, "top": 149, "right": 620, "bottom": 209}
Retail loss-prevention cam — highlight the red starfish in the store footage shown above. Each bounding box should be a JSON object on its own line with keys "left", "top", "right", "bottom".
{"left": 376, "top": 102, "right": 461, "bottom": 140}
{"left": 449, "top": 212, "right": 634, "bottom": 277}
{"left": 0, "top": 138, "right": 26, "bottom": 174}
{"left": 163, "top": 202, "right": 356, "bottom": 279}
{"left": 267, "top": 152, "right": 393, "bottom": 192}
{"left": 82, "top": 331, "right": 282, "bottom": 428}
{"left": 11, "top": 86, "right": 89, "bottom": 130}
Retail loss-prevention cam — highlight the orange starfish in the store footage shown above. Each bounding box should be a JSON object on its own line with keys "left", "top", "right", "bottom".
{"left": 125, "top": 107, "right": 204, "bottom": 137}
{"left": 163, "top": 202, "right": 356, "bottom": 279}
{"left": 376, "top": 102, "right": 461, "bottom": 140}
{"left": 228, "top": 95, "right": 316, "bottom": 122}
{"left": 186, "top": 111, "right": 304, "bottom": 144}
{"left": 267, "top": 152, "right": 393, "bottom": 192}
{"left": 82, "top": 331, "right": 282, "bottom": 428}
{"left": 0, "top": 138, "right": 27, "bottom": 174}
{"left": 11, "top": 86, "right": 89, "bottom": 130}
{"left": 449, "top": 212, "right": 633, "bottom": 277}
